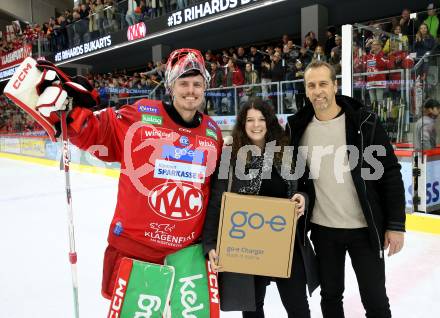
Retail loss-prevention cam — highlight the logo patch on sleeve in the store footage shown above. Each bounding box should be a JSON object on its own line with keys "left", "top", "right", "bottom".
{"left": 142, "top": 114, "right": 163, "bottom": 125}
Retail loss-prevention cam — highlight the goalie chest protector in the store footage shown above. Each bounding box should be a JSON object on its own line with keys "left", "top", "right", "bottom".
{"left": 107, "top": 99, "right": 223, "bottom": 260}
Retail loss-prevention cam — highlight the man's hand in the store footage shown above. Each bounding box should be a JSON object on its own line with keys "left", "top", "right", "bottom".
{"left": 208, "top": 249, "right": 222, "bottom": 273}
{"left": 384, "top": 230, "right": 404, "bottom": 257}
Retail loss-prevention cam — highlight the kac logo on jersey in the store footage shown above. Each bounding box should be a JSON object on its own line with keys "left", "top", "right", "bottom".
{"left": 162, "top": 145, "right": 204, "bottom": 164}
{"left": 148, "top": 182, "right": 204, "bottom": 220}
{"left": 138, "top": 105, "right": 159, "bottom": 114}
{"left": 179, "top": 135, "right": 190, "bottom": 146}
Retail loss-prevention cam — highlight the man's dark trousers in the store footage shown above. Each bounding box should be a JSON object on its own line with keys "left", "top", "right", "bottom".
{"left": 311, "top": 224, "right": 391, "bottom": 318}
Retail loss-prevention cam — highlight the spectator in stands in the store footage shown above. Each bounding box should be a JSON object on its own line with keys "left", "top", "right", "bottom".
{"left": 138, "top": 0, "right": 148, "bottom": 21}
{"left": 299, "top": 44, "right": 312, "bottom": 67}
{"left": 415, "top": 23, "right": 436, "bottom": 80}
{"left": 303, "top": 36, "right": 316, "bottom": 56}
{"left": 400, "top": 8, "right": 418, "bottom": 43}
{"left": 224, "top": 59, "right": 244, "bottom": 114}
{"left": 424, "top": 3, "right": 439, "bottom": 38}
{"left": 47, "top": 17, "right": 56, "bottom": 51}
{"left": 88, "top": 3, "right": 99, "bottom": 37}
{"left": 94, "top": 0, "right": 106, "bottom": 36}
{"left": 249, "top": 45, "right": 263, "bottom": 74}
{"left": 325, "top": 26, "right": 337, "bottom": 58}
{"left": 383, "top": 25, "right": 409, "bottom": 54}
{"left": 361, "top": 39, "right": 388, "bottom": 104}
{"left": 415, "top": 98, "right": 440, "bottom": 150}
{"left": 292, "top": 59, "right": 306, "bottom": 110}
{"left": 72, "top": 10, "right": 87, "bottom": 45}
{"left": 235, "top": 46, "right": 248, "bottom": 73}
{"left": 304, "top": 31, "right": 318, "bottom": 51}
{"left": 204, "top": 50, "right": 215, "bottom": 73}
{"left": 57, "top": 15, "right": 68, "bottom": 50}
{"left": 329, "top": 35, "right": 342, "bottom": 75}
{"left": 271, "top": 51, "right": 285, "bottom": 82}
{"left": 243, "top": 62, "right": 261, "bottom": 101}
{"left": 126, "top": 0, "right": 138, "bottom": 26}
{"left": 386, "top": 47, "right": 414, "bottom": 103}
{"left": 415, "top": 23, "right": 436, "bottom": 58}
{"left": 80, "top": 3, "right": 90, "bottom": 19}
{"left": 312, "top": 45, "right": 327, "bottom": 63}
{"left": 157, "top": 0, "right": 166, "bottom": 17}
{"left": 260, "top": 59, "right": 272, "bottom": 101}
{"left": 268, "top": 51, "right": 284, "bottom": 110}
{"left": 177, "top": 0, "right": 188, "bottom": 10}
{"left": 209, "top": 62, "right": 224, "bottom": 115}
{"left": 283, "top": 40, "right": 299, "bottom": 64}
{"left": 64, "top": 9, "right": 74, "bottom": 47}
{"left": 104, "top": 0, "right": 118, "bottom": 32}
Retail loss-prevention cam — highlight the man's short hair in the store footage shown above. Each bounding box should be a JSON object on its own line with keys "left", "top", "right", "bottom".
{"left": 304, "top": 61, "right": 337, "bottom": 82}
{"left": 424, "top": 98, "right": 440, "bottom": 109}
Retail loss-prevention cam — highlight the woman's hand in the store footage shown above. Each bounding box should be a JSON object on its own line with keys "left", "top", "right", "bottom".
{"left": 290, "top": 193, "right": 305, "bottom": 219}
{"left": 208, "top": 249, "right": 222, "bottom": 273}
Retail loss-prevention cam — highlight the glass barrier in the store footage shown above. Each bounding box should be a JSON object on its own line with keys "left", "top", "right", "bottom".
{"left": 352, "top": 22, "right": 416, "bottom": 144}
{"left": 205, "top": 82, "right": 280, "bottom": 116}
{"left": 411, "top": 51, "right": 440, "bottom": 152}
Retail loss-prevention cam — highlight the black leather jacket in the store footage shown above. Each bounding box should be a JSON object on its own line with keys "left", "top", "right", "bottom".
{"left": 286, "top": 95, "right": 406, "bottom": 258}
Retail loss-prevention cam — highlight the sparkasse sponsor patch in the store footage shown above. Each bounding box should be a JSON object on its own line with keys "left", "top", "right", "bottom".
{"left": 154, "top": 160, "right": 206, "bottom": 183}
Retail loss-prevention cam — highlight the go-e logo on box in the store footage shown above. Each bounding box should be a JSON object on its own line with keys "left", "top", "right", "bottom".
{"left": 229, "top": 211, "right": 286, "bottom": 239}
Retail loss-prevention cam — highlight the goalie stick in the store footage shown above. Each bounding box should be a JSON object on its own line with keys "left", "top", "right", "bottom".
{"left": 60, "top": 101, "right": 80, "bottom": 318}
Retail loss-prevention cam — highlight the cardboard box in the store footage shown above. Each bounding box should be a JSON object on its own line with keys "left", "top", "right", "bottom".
{"left": 216, "top": 192, "right": 297, "bottom": 278}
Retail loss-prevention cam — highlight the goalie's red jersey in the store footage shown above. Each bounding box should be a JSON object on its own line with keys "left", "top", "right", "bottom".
{"left": 70, "top": 99, "right": 223, "bottom": 261}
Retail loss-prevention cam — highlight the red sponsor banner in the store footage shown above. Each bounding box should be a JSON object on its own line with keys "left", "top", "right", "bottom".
{"left": 127, "top": 22, "right": 147, "bottom": 41}
{"left": 0, "top": 44, "right": 32, "bottom": 70}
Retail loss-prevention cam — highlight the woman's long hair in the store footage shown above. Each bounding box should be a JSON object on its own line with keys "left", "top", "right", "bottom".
{"left": 417, "top": 23, "right": 431, "bottom": 40}
{"left": 231, "top": 98, "right": 288, "bottom": 165}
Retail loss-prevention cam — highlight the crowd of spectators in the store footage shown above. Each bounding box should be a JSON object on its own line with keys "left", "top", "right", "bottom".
{"left": 1, "top": 3, "right": 439, "bottom": 133}
{"left": 1, "top": 0, "right": 200, "bottom": 56}
{"left": 84, "top": 29, "right": 344, "bottom": 115}
{"left": 0, "top": 96, "right": 41, "bottom": 134}
{"left": 349, "top": 4, "right": 440, "bottom": 106}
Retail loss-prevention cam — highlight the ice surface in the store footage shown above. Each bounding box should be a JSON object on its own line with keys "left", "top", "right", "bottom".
{"left": 0, "top": 158, "right": 439, "bottom": 317}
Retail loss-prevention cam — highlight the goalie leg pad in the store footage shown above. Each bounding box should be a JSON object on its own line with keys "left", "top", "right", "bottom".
{"left": 107, "top": 258, "right": 175, "bottom": 318}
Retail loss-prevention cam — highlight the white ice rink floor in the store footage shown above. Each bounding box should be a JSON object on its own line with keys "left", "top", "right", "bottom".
{"left": 0, "top": 157, "right": 439, "bottom": 318}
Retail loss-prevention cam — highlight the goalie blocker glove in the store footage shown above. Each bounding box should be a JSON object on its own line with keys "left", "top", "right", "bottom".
{"left": 3, "top": 57, "right": 100, "bottom": 140}
{"left": 35, "top": 59, "right": 100, "bottom": 137}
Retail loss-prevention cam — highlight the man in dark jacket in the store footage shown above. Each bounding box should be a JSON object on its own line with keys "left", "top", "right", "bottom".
{"left": 286, "top": 61, "right": 405, "bottom": 318}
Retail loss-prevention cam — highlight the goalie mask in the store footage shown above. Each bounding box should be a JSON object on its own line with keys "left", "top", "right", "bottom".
{"left": 164, "top": 48, "right": 211, "bottom": 93}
